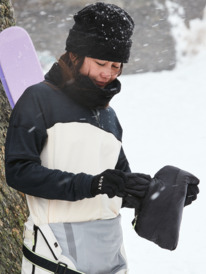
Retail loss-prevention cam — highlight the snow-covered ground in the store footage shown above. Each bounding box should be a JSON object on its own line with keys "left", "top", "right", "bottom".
{"left": 111, "top": 3, "right": 206, "bottom": 273}
{"left": 114, "top": 54, "right": 206, "bottom": 274}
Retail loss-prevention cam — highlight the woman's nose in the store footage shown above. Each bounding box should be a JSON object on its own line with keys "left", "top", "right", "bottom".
{"left": 100, "top": 69, "right": 112, "bottom": 79}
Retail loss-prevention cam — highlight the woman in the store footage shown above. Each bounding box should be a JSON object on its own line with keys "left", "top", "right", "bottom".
{"left": 5, "top": 2, "right": 151, "bottom": 273}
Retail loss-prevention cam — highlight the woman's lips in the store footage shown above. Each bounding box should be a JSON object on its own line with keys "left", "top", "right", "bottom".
{"left": 95, "top": 81, "right": 108, "bottom": 87}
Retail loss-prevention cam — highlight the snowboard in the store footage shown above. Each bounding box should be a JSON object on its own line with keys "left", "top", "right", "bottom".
{"left": 0, "top": 26, "right": 44, "bottom": 108}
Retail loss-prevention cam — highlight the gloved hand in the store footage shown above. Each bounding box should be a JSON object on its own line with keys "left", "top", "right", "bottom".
{"left": 122, "top": 195, "right": 142, "bottom": 209}
{"left": 124, "top": 173, "right": 151, "bottom": 198}
{"left": 91, "top": 170, "right": 151, "bottom": 200}
{"left": 91, "top": 169, "right": 126, "bottom": 198}
{"left": 122, "top": 173, "right": 151, "bottom": 209}
{"left": 184, "top": 184, "right": 199, "bottom": 206}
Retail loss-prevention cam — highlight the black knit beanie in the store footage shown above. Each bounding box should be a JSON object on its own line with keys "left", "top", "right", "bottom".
{"left": 65, "top": 2, "right": 134, "bottom": 63}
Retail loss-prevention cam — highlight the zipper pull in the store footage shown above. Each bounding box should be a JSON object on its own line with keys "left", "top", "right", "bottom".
{"left": 92, "top": 109, "right": 100, "bottom": 126}
{"left": 133, "top": 215, "right": 138, "bottom": 229}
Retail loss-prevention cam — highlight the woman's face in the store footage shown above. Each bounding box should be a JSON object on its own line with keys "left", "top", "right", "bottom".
{"left": 79, "top": 57, "right": 121, "bottom": 88}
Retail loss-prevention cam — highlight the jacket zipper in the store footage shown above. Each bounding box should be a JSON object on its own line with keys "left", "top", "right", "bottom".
{"left": 92, "top": 109, "right": 101, "bottom": 127}
{"left": 32, "top": 225, "right": 38, "bottom": 273}
{"left": 133, "top": 215, "right": 138, "bottom": 229}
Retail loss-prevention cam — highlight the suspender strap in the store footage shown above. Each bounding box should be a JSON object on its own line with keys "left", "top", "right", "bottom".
{"left": 23, "top": 244, "right": 84, "bottom": 274}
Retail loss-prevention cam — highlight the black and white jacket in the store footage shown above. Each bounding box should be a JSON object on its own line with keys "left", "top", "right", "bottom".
{"left": 5, "top": 78, "right": 130, "bottom": 225}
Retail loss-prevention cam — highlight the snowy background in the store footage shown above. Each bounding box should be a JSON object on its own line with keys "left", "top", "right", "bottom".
{"left": 36, "top": 2, "right": 206, "bottom": 273}
{"left": 113, "top": 4, "right": 206, "bottom": 274}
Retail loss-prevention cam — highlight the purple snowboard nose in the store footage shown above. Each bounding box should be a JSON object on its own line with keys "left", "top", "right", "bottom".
{"left": 0, "top": 26, "right": 44, "bottom": 108}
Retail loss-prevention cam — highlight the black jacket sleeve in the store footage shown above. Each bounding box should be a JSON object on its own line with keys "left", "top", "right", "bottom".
{"left": 115, "top": 146, "right": 131, "bottom": 173}
{"left": 115, "top": 146, "right": 132, "bottom": 208}
{"left": 5, "top": 86, "right": 93, "bottom": 201}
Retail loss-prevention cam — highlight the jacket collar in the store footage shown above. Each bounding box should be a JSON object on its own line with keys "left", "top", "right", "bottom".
{"left": 45, "top": 62, "right": 121, "bottom": 109}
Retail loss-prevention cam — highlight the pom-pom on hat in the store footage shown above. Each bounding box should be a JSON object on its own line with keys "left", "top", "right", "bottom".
{"left": 65, "top": 2, "right": 134, "bottom": 63}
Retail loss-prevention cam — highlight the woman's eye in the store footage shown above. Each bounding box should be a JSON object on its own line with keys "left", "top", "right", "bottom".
{"left": 96, "top": 62, "right": 105, "bottom": 66}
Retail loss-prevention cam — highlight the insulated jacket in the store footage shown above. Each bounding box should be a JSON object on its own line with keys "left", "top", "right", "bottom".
{"left": 5, "top": 81, "right": 130, "bottom": 226}
{"left": 134, "top": 165, "right": 200, "bottom": 250}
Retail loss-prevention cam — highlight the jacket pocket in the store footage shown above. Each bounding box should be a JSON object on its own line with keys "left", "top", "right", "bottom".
{"left": 22, "top": 219, "right": 81, "bottom": 273}
{"left": 35, "top": 224, "right": 62, "bottom": 260}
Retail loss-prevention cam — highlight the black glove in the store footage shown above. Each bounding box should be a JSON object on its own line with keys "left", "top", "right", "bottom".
{"left": 91, "top": 169, "right": 126, "bottom": 198}
{"left": 124, "top": 173, "right": 151, "bottom": 198}
{"left": 91, "top": 170, "right": 151, "bottom": 201}
{"left": 122, "top": 195, "right": 142, "bottom": 209}
{"left": 184, "top": 184, "right": 199, "bottom": 206}
{"left": 122, "top": 173, "right": 151, "bottom": 210}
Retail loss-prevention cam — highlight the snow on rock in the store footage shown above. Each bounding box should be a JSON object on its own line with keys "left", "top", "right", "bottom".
{"left": 166, "top": 0, "right": 206, "bottom": 64}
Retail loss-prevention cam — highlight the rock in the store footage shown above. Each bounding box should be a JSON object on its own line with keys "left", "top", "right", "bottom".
{"left": 12, "top": 0, "right": 206, "bottom": 74}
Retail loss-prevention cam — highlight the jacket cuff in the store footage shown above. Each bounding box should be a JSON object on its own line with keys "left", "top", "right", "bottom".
{"left": 74, "top": 173, "right": 93, "bottom": 200}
